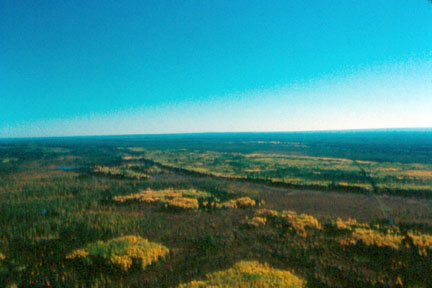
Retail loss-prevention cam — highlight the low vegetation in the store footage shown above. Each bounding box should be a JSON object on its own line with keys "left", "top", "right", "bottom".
{"left": 0, "top": 134, "right": 431, "bottom": 287}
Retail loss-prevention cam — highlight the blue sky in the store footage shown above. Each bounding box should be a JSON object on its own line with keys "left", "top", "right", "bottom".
{"left": 1, "top": 0, "right": 431, "bottom": 137}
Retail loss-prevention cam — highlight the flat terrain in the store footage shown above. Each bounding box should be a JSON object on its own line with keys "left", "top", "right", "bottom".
{"left": 0, "top": 130, "right": 431, "bottom": 287}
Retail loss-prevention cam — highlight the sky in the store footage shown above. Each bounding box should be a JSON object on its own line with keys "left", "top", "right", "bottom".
{"left": 1, "top": 0, "right": 431, "bottom": 137}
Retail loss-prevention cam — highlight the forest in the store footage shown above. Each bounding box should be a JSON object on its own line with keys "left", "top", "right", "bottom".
{"left": 0, "top": 130, "right": 431, "bottom": 287}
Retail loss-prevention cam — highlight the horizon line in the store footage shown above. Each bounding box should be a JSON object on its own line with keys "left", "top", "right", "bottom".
{"left": 1, "top": 127, "right": 432, "bottom": 141}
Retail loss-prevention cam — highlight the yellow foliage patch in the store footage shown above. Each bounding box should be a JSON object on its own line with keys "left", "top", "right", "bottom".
{"left": 113, "top": 188, "right": 203, "bottom": 210}
{"left": 114, "top": 189, "right": 258, "bottom": 211}
{"left": 166, "top": 197, "right": 199, "bottom": 210}
{"left": 65, "top": 249, "right": 88, "bottom": 259}
{"left": 234, "top": 197, "right": 256, "bottom": 208}
{"left": 110, "top": 255, "right": 133, "bottom": 270}
{"left": 253, "top": 209, "right": 321, "bottom": 237}
{"left": 178, "top": 260, "right": 304, "bottom": 288}
{"left": 280, "top": 212, "right": 322, "bottom": 237}
{"left": 340, "top": 228, "right": 403, "bottom": 249}
{"left": 335, "top": 218, "right": 369, "bottom": 231}
{"left": 217, "top": 200, "right": 237, "bottom": 209}
{"left": 256, "top": 209, "right": 279, "bottom": 217}
{"left": 217, "top": 197, "right": 256, "bottom": 209}
{"left": 66, "top": 235, "right": 169, "bottom": 271}
{"left": 244, "top": 216, "right": 267, "bottom": 228}
{"left": 113, "top": 188, "right": 181, "bottom": 204}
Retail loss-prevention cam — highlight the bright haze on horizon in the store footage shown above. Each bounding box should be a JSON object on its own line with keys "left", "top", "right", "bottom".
{"left": 1, "top": 0, "right": 432, "bottom": 138}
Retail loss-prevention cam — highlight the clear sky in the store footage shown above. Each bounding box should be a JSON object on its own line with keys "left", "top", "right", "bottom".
{"left": 1, "top": 0, "right": 431, "bottom": 137}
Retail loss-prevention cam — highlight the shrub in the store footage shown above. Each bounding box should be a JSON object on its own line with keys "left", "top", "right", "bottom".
{"left": 178, "top": 260, "right": 304, "bottom": 288}
{"left": 66, "top": 235, "right": 169, "bottom": 271}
